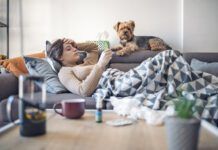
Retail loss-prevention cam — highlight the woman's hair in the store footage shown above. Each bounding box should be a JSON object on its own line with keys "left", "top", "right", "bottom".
{"left": 47, "top": 39, "right": 64, "bottom": 64}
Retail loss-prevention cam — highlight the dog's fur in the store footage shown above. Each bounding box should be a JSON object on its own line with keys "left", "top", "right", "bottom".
{"left": 111, "top": 20, "right": 171, "bottom": 56}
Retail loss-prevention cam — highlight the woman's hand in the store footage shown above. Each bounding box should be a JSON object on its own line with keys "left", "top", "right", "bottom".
{"left": 63, "top": 38, "right": 77, "bottom": 48}
{"left": 97, "top": 49, "right": 112, "bottom": 68}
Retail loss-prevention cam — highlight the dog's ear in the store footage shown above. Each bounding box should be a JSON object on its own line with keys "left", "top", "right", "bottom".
{"left": 114, "top": 22, "right": 121, "bottom": 31}
{"left": 129, "top": 20, "right": 135, "bottom": 30}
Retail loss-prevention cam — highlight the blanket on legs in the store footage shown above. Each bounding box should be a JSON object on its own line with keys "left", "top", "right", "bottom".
{"left": 93, "top": 50, "right": 218, "bottom": 125}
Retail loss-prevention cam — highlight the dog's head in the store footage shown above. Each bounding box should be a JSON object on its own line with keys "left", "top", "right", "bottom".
{"left": 114, "top": 20, "right": 135, "bottom": 45}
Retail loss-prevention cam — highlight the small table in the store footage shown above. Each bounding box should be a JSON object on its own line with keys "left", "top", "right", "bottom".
{"left": 0, "top": 110, "right": 217, "bottom": 150}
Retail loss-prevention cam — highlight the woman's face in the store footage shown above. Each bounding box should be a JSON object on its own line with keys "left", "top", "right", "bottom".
{"left": 60, "top": 42, "right": 80, "bottom": 66}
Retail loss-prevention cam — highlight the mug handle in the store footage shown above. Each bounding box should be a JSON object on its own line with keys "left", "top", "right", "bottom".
{"left": 6, "top": 96, "right": 19, "bottom": 124}
{"left": 53, "top": 103, "right": 63, "bottom": 116}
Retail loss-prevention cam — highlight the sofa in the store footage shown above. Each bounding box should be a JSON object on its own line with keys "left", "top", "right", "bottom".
{"left": 1, "top": 50, "right": 218, "bottom": 126}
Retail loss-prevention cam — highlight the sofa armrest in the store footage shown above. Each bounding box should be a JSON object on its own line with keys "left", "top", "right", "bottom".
{"left": 0, "top": 73, "right": 18, "bottom": 101}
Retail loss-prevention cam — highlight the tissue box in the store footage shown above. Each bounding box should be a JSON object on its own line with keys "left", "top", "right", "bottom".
{"left": 87, "top": 40, "right": 110, "bottom": 52}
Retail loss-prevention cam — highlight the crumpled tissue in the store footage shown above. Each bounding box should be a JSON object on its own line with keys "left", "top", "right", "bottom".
{"left": 110, "top": 96, "right": 175, "bottom": 126}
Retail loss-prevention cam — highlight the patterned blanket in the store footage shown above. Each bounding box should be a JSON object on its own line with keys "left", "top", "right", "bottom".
{"left": 93, "top": 50, "right": 218, "bottom": 125}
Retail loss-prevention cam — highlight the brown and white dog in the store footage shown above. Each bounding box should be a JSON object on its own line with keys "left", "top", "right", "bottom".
{"left": 111, "top": 20, "right": 138, "bottom": 56}
{"left": 111, "top": 20, "right": 171, "bottom": 56}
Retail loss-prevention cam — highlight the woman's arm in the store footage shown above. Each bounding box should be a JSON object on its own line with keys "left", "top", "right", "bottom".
{"left": 58, "top": 49, "right": 112, "bottom": 97}
{"left": 77, "top": 42, "right": 99, "bottom": 65}
{"left": 58, "top": 64, "right": 104, "bottom": 97}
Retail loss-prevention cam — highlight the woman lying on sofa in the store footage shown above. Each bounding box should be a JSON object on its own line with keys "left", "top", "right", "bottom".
{"left": 48, "top": 38, "right": 218, "bottom": 121}
{"left": 47, "top": 38, "right": 112, "bottom": 97}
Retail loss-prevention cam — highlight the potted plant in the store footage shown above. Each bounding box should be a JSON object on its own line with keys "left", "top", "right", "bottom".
{"left": 165, "top": 91, "right": 201, "bottom": 150}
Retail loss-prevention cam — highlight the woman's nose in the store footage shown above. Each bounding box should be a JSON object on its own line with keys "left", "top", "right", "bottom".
{"left": 72, "top": 48, "right": 77, "bottom": 52}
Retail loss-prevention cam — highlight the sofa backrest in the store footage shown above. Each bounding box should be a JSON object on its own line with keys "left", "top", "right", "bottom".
{"left": 109, "top": 50, "right": 218, "bottom": 72}
{"left": 109, "top": 50, "right": 161, "bottom": 72}
{"left": 183, "top": 52, "right": 218, "bottom": 64}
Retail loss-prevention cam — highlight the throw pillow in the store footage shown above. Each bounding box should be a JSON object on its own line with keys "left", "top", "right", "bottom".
{"left": 45, "top": 41, "right": 62, "bottom": 73}
{"left": 0, "top": 52, "right": 45, "bottom": 77}
{"left": 24, "top": 56, "right": 68, "bottom": 94}
{"left": 191, "top": 58, "right": 218, "bottom": 76}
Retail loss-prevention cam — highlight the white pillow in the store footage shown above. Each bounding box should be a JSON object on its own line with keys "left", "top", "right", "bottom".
{"left": 46, "top": 57, "right": 62, "bottom": 73}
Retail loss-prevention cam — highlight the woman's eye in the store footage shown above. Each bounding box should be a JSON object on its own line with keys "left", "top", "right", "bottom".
{"left": 66, "top": 47, "right": 71, "bottom": 51}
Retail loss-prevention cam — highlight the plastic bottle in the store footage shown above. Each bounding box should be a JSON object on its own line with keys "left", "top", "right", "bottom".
{"left": 95, "top": 99, "right": 103, "bottom": 123}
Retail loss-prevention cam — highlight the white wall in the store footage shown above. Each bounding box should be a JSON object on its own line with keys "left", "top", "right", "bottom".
{"left": 183, "top": 0, "right": 218, "bottom": 52}
{"left": 49, "top": 0, "right": 182, "bottom": 50}
{"left": 2, "top": 0, "right": 218, "bottom": 58}
{"left": 0, "top": 0, "right": 182, "bottom": 58}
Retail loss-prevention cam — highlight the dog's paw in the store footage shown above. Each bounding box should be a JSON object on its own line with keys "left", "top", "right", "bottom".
{"left": 116, "top": 51, "right": 125, "bottom": 56}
